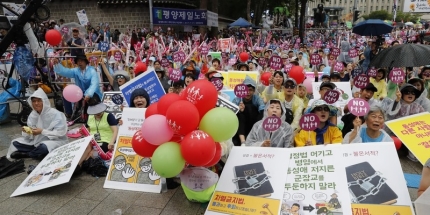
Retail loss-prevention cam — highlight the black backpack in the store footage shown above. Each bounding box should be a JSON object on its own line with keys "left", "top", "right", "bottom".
{"left": 285, "top": 108, "right": 294, "bottom": 125}
{"left": 82, "top": 157, "right": 108, "bottom": 177}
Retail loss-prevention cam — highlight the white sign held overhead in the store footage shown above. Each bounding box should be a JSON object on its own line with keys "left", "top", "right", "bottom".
{"left": 207, "top": 10, "right": 219, "bottom": 27}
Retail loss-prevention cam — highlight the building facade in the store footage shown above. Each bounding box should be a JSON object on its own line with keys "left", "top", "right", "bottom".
{"left": 308, "top": 0, "right": 403, "bottom": 16}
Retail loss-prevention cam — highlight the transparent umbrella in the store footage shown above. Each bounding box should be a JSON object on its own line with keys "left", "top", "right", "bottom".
{"left": 59, "top": 22, "right": 88, "bottom": 42}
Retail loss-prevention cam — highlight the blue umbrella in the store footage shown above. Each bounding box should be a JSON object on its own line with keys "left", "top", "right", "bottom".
{"left": 352, "top": 19, "right": 394, "bottom": 36}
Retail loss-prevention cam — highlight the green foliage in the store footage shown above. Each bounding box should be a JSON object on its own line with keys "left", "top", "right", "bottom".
{"left": 361, "top": 10, "right": 422, "bottom": 23}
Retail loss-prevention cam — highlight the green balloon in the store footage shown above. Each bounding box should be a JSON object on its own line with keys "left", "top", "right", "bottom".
{"left": 151, "top": 142, "right": 185, "bottom": 178}
{"left": 199, "top": 107, "right": 239, "bottom": 142}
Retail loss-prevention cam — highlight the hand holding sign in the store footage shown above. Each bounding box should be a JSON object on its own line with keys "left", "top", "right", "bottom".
{"left": 323, "top": 90, "right": 340, "bottom": 104}
{"left": 367, "top": 67, "right": 378, "bottom": 77}
{"left": 347, "top": 98, "right": 370, "bottom": 116}
{"left": 211, "top": 78, "right": 224, "bottom": 91}
{"left": 269, "top": 56, "right": 282, "bottom": 70}
{"left": 353, "top": 74, "right": 370, "bottom": 89}
{"left": 299, "top": 113, "right": 320, "bottom": 131}
{"left": 389, "top": 68, "right": 405, "bottom": 84}
{"left": 234, "top": 84, "right": 249, "bottom": 98}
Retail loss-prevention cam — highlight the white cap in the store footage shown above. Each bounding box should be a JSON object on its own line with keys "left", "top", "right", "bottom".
{"left": 149, "top": 57, "right": 156, "bottom": 62}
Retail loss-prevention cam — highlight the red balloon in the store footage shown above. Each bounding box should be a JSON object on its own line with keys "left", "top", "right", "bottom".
{"left": 260, "top": 72, "right": 272, "bottom": 86}
{"left": 239, "top": 52, "right": 249, "bottom": 62}
{"left": 289, "top": 66, "right": 305, "bottom": 84}
{"left": 45, "top": 30, "right": 62, "bottom": 46}
{"left": 134, "top": 61, "right": 147, "bottom": 74}
{"left": 180, "top": 80, "right": 218, "bottom": 118}
{"left": 131, "top": 130, "right": 158, "bottom": 157}
{"left": 145, "top": 102, "right": 159, "bottom": 118}
{"left": 157, "top": 93, "right": 181, "bottom": 115}
{"left": 204, "top": 142, "right": 222, "bottom": 167}
{"left": 181, "top": 130, "right": 216, "bottom": 166}
{"left": 166, "top": 100, "right": 200, "bottom": 136}
{"left": 391, "top": 136, "right": 402, "bottom": 150}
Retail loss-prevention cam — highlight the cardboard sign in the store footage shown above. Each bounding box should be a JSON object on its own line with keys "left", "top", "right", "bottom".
{"left": 211, "top": 78, "right": 224, "bottom": 91}
{"left": 367, "top": 67, "right": 378, "bottom": 77}
{"left": 389, "top": 68, "right": 405, "bottom": 84}
{"left": 160, "top": 58, "right": 169, "bottom": 67}
{"left": 347, "top": 98, "right": 370, "bottom": 116}
{"left": 353, "top": 74, "right": 370, "bottom": 89}
{"left": 284, "top": 63, "right": 293, "bottom": 73}
{"left": 299, "top": 113, "right": 320, "bottom": 131}
{"left": 120, "top": 70, "right": 166, "bottom": 106}
{"left": 207, "top": 143, "right": 416, "bottom": 215}
{"left": 11, "top": 137, "right": 92, "bottom": 197}
{"left": 310, "top": 54, "right": 322, "bottom": 65}
{"left": 104, "top": 108, "right": 162, "bottom": 193}
{"left": 331, "top": 48, "right": 341, "bottom": 56}
{"left": 234, "top": 84, "right": 248, "bottom": 98}
{"left": 334, "top": 61, "right": 344, "bottom": 72}
{"left": 385, "top": 112, "right": 430, "bottom": 165}
{"left": 114, "top": 51, "right": 122, "bottom": 61}
{"left": 262, "top": 116, "right": 282, "bottom": 132}
{"left": 269, "top": 56, "right": 282, "bottom": 70}
{"left": 323, "top": 90, "right": 340, "bottom": 104}
{"left": 169, "top": 68, "right": 182, "bottom": 82}
{"left": 102, "top": 91, "right": 128, "bottom": 119}
{"left": 348, "top": 49, "right": 358, "bottom": 58}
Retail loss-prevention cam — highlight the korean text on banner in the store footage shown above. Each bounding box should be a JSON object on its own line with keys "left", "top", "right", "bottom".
{"left": 152, "top": 7, "right": 207, "bottom": 26}
{"left": 385, "top": 112, "right": 430, "bottom": 165}
{"left": 104, "top": 108, "right": 162, "bottom": 193}
{"left": 11, "top": 136, "right": 92, "bottom": 197}
{"left": 219, "top": 38, "right": 231, "bottom": 53}
{"left": 218, "top": 71, "right": 259, "bottom": 90}
{"left": 76, "top": 9, "right": 89, "bottom": 26}
{"left": 207, "top": 10, "right": 219, "bottom": 27}
{"left": 119, "top": 70, "right": 165, "bottom": 106}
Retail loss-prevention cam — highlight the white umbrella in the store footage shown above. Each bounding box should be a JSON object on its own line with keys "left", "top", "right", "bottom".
{"left": 59, "top": 22, "right": 88, "bottom": 42}
{"left": 405, "top": 22, "right": 414, "bottom": 26}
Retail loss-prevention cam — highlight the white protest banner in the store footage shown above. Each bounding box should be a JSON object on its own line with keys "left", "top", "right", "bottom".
{"left": 206, "top": 147, "right": 290, "bottom": 215}
{"left": 102, "top": 91, "right": 128, "bottom": 119}
{"left": 104, "top": 108, "right": 162, "bottom": 193}
{"left": 11, "top": 136, "right": 92, "bottom": 197}
{"left": 311, "top": 82, "right": 353, "bottom": 107}
{"left": 76, "top": 9, "right": 89, "bottom": 26}
{"left": 206, "top": 143, "right": 415, "bottom": 215}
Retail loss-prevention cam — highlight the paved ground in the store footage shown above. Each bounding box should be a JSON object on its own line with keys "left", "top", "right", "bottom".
{"left": 0, "top": 120, "right": 424, "bottom": 215}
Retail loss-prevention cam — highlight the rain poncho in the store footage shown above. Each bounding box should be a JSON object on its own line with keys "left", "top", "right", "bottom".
{"left": 232, "top": 75, "right": 265, "bottom": 112}
{"left": 342, "top": 124, "right": 393, "bottom": 144}
{"left": 337, "top": 41, "right": 353, "bottom": 64}
{"left": 7, "top": 89, "right": 68, "bottom": 159}
{"left": 245, "top": 100, "right": 294, "bottom": 148}
{"left": 54, "top": 64, "right": 103, "bottom": 99}
{"left": 0, "top": 78, "right": 21, "bottom": 122}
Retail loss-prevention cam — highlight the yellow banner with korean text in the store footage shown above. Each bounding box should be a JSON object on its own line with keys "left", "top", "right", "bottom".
{"left": 207, "top": 191, "right": 280, "bottom": 215}
{"left": 385, "top": 112, "right": 430, "bottom": 165}
{"left": 351, "top": 204, "right": 413, "bottom": 215}
{"left": 218, "top": 71, "right": 259, "bottom": 90}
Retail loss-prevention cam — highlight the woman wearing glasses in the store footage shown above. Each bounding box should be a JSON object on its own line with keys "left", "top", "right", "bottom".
{"left": 294, "top": 100, "right": 343, "bottom": 147}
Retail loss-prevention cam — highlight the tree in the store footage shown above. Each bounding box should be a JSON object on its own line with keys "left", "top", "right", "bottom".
{"left": 361, "top": 10, "right": 390, "bottom": 20}
{"left": 247, "top": 0, "right": 252, "bottom": 22}
{"left": 361, "top": 10, "right": 421, "bottom": 23}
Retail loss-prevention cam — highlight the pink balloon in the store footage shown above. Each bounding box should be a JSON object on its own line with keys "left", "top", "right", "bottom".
{"left": 63, "top": 85, "right": 83, "bottom": 103}
{"left": 141, "top": 114, "right": 174, "bottom": 145}
{"left": 302, "top": 78, "right": 313, "bottom": 94}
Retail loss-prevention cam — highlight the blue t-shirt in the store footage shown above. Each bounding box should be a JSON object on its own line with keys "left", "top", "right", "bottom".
{"left": 360, "top": 127, "right": 383, "bottom": 143}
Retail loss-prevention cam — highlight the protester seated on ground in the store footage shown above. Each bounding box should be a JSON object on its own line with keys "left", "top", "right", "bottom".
{"left": 281, "top": 78, "right": 304, "bottom": 130}
{"left": 383, "top": 84, "right": 424, "bottom": 162}
{"left": 408, "top": 78, "right": 430, "bottom": 112}
{"left": 245, "top": 99, "right": 294, "bottom": 148}
{"left": 307, "top": 82, "right": 341, "bottom": 125}
{"left": 343, "top": 107, "right": 392, "bottom": 144}
{"left": 295, "top": 100, "right": 343, "bottom": 147}
{"left": 53, "top": 54, "right": 103, "bottom": 119}
{"left": 370, "top": 68, "right": 387, "bottom": 100}
{"left": 342, "top": 83, "right": 379, "bottom": 137}
{"left": 261, "top": 71, "right": 285, "bottom": 103}
{"left": 418, "top": 158, "right": 430, "bottom": 197}
{"left": 7, "top": 88, "right": 68, "bottom": 160}
{"left": 232, "top": 75, "right": 265, "bottom": 146}
{"left": 86, "top": 97, "right": 118, "bottom": 153}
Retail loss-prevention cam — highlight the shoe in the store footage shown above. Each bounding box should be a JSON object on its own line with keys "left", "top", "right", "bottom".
{"left": 10, "top": 151, "right": 30, "bottom": 159}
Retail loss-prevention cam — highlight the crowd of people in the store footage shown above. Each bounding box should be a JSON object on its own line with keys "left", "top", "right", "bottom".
{"left": 1, "top": 17, "right": 430, "bottom": 200}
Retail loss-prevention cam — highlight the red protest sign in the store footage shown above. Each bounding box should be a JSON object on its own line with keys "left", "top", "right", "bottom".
{"left": 234, "top": 84, "right": 249, "bottom": 98}
{"left": 263, "top": 116, "right": 282, "bottom": 132}
{"left": 334, "top": 61, "right": 344, "bottom": 72}
{"left": 169, "top": 68, "right": 182, "bottom": 82}
{"left": 367, "top": 67, "right": 378, "bottom": 77}
{"left": 348, "top": 49, "right": 358, "bottom": 58}
{"left": 269, "top": 56, "right": 282, "bottom": 70}
{"left": 347, "top": 98, "right": 370, "bottom": 116}
{"left": 310, "top": 53, "right": 322, "bottom": 65}
{"left": 331, "top": 48, "right": 340, "bottom": 56}
{"left": 389, "top": 68, "right": 405, "bottom": 84}
{"left": 353, "top": 74, "right": 370, "bottom": 89}
{"left": 323, "top": 90, "right": 340, "bottom": 104}
{"left": 211, "top": 78, "right": 224, "bottom": 91}
{"left": 299, "top": 113, "right": 320, "bottom": 131}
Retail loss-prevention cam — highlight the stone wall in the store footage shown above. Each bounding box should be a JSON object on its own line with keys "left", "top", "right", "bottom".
{"left": 3, "top": 1, "right": 151, "bottom": 31}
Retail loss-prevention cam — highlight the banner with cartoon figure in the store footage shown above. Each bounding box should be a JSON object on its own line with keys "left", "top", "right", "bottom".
{"left": 102, "top": 91, "right": 128, "bottom": 119}
{"left": 11, "top": 136, "right": 92, "bottom": 197}
{"left": 207, "top": 143, "right": 415, "bottom": 215}
{"left": 103, "top": 108, "right": 161, "bottom": 193}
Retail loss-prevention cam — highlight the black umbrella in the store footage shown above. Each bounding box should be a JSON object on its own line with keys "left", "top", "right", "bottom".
{"left": 369, "top": 44, "right": 430, "bottom": 68}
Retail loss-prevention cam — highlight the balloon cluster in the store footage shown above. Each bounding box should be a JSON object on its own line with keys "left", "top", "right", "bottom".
{"left": 131, "top": 80, "right": 239, "bottom": 178}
